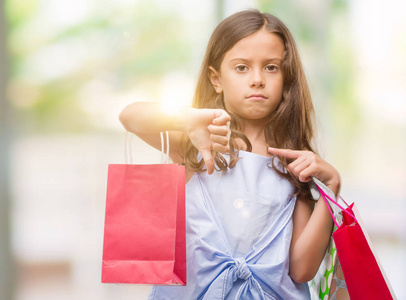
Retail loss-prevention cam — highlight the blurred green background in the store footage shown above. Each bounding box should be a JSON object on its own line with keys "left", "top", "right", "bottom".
{"left": 1, "top": 0, "right": 405, "bottom": 299}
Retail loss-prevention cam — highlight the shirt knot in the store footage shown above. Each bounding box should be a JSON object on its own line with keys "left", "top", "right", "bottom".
{"left": 234, "top": 257, "right": 252, "bottom": 280}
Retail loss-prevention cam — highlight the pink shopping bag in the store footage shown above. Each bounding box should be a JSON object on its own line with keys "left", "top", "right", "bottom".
{"left": 102, "top": 132, "right": 186, "bottom": 285}
{"left": 316, "top": 184, "right": 396, "bottom": 300}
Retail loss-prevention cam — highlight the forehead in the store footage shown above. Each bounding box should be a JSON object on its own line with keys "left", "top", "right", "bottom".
{"left": 224, "top": 30, "right": 285, "bottom": 61}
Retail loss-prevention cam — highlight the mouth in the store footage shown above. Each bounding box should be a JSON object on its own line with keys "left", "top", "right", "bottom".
{"left": 246, "top": 94, "right": 268, "bottom": 101}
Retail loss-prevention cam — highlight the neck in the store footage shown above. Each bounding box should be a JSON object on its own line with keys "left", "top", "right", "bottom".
{"left": 242, "top": 118, "right": 267, "bottom": 140}
{"left": 239, "top": 119, "right": 270, "bottom": 156}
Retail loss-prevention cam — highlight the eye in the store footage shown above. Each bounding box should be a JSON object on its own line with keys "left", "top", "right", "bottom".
{"left": 236, "top": 65, "right": 248, "bottom": 72}
{"left": 265, "top": 65, "right": 278, "bottom": 72}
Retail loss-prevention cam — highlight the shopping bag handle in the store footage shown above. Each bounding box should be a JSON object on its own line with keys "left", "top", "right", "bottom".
{"left": 314, "top": 182, "right": 357, "bottom": 227}
{"left": 124, "top": 131, "right": 170, "bottom": 164}
{"left": 160, "top": 131, "right": 170, "bottom": 164}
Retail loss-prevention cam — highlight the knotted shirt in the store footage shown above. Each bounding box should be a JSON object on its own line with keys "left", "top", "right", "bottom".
{"left": 148, "top": 151, "right": 310, "bottom": 299}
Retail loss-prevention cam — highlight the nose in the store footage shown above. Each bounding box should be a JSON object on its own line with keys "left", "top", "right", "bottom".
{"left": 250, "top": 69, "right": 264, "bottom": 88}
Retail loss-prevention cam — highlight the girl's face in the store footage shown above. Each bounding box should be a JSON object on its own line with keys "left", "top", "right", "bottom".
{"left": 209, "top": 30, "right": 285, "bottom": 124}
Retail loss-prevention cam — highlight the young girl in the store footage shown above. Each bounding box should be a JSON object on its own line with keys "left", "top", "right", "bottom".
{"left": 120, "top": 9, "right": 340, "bottom": 300}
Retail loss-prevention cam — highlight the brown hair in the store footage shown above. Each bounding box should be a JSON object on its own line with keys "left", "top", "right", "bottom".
{"left": 181, "top": 9, "right": 316, "bottom": 199}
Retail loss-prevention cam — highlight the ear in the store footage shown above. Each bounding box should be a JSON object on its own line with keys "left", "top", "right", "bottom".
{"left": 208, "top": 66, "right": 223, "bottom": 94}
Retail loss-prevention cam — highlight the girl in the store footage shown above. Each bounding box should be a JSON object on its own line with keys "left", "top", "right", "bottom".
{"left": 120, "top": 9, "right": 340, "bottom": 300}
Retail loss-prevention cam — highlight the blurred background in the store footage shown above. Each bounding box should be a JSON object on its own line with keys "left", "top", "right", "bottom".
{"left": 0, "top": 0, "right": 405, "bottom": 299}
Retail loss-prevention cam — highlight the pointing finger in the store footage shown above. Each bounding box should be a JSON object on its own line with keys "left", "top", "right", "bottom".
{"left": 268, "top": 147, "right": 302, "bottom": 159}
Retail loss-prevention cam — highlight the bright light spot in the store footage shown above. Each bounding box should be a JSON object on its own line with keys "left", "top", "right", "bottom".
{"left": 161, "top": 72, "right": 194, "bottom": 115}
{"left": 162, "top": 96, "right": 183, "bottom": 115}
{"left": 233, "top": 198, "right": 244, "bottom": 209}
{"left": 241, "top": 209, "right": 251, "bottom": 220}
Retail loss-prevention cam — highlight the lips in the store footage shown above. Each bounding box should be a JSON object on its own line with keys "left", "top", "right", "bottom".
{"left": 246, "top": 94, "right": 268, "bottom": 100}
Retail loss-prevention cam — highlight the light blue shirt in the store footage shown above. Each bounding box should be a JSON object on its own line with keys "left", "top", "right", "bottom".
{"left": 148, "top": 151, "right": 310, "bottom": 299}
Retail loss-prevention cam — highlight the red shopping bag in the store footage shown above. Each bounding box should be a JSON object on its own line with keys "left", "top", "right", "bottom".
{"left": 101, "top": 133, "right": 186, "bottom": 285}
{"left": 316, "top": 185, "right": 396, "bottom": 300}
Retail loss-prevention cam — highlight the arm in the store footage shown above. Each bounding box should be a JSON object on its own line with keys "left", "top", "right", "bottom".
{"left": 119, "top": 102, "right": 231, "bottom": 174}
{"left": 268, "top": 147, "right": 340, "bottom": 283}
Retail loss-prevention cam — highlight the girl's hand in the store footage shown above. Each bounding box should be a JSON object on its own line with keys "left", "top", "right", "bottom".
{"left": 186, "top": 108, "right": 231, "bottom": 174}
{"left": 268, "top": 147, "right": 341, "bottom": 195}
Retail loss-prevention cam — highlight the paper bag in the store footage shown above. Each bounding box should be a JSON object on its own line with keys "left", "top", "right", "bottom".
{"left": 101, "top": 163, "right": 186, "bottom": 285}
{"left": 317, "top": 185, "right": 395, "bottom": 300}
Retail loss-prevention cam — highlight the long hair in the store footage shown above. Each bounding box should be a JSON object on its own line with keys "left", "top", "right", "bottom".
{"left": 181, "top": 9, "right": 316, "bottom": 198}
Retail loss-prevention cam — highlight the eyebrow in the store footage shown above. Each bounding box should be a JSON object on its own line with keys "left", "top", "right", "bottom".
{"left": 229, "top": 58, "right": 282, "bottom": 63}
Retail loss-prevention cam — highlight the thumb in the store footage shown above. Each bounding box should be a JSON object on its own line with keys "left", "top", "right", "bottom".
{"left": 200, "top": 148, "right": 215, "bottom": 175}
